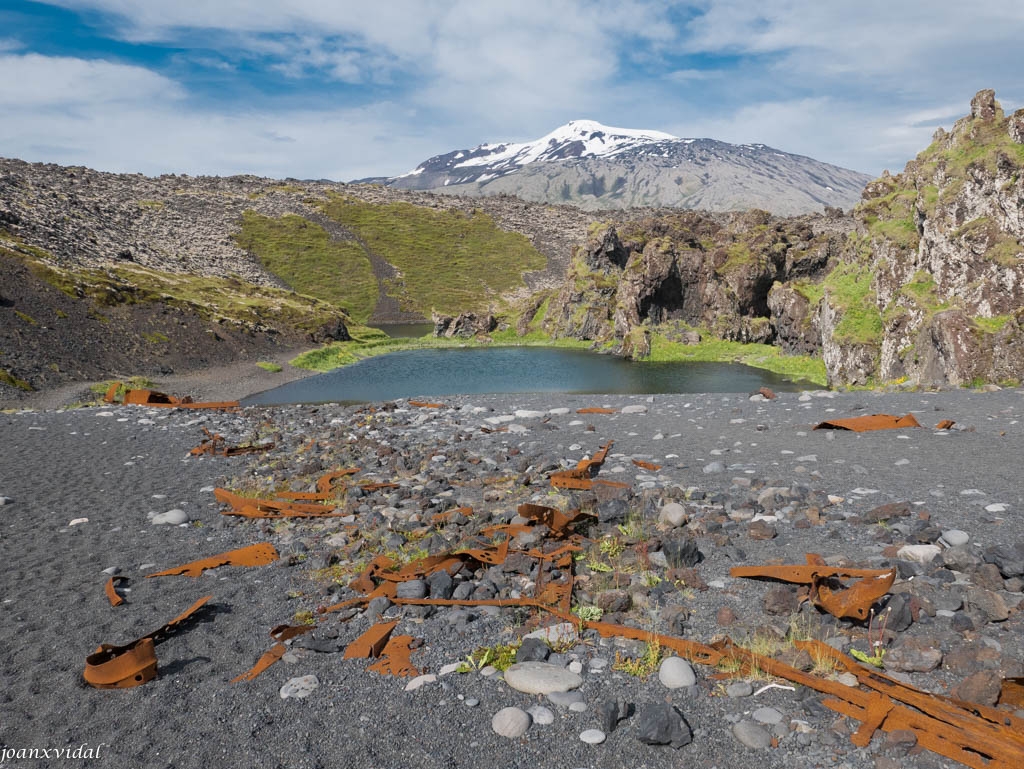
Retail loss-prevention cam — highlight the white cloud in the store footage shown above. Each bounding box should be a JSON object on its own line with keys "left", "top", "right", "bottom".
{"left": 0, "top": 53, "right": 184, "bottom": 108}
{"left": 0, "top": 53, "right": 442, "bottom": 179}
{"left": 0, "top": 38, "right": 22, "bottom": 52}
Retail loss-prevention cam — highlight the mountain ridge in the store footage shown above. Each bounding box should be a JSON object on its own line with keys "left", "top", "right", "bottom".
{"left": 384, "top": 119, "right": 873, "bottom": 215}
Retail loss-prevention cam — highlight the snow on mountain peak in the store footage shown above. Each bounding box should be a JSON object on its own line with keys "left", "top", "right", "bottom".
{"left": 414, "top": 119, "right": 681, "bottom": 175}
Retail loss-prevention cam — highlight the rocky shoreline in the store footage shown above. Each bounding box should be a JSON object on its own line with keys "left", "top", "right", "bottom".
{"left": 2, "top": 386, "right": 1023, "bottom": 768}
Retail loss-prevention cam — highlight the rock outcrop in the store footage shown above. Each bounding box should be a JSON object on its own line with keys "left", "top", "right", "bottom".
{"left": 538, "top": 91, "right": 1024, "bottom": 388}
{"left": 823, "top": 89, "right": 1024, "bottom": 386}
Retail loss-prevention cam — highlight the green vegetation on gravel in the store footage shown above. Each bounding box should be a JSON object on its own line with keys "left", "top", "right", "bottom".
{"left": 234, "top": 212, "right": 377, "bottom": 323}
{"left": 3, "top": 241, "right": 352, "bottom": 335}
{"left": 256, "top": 361, "right": 284, "bottom": 372}
{"left": 318, "top": 194, "right": 546, "bottom": 315}
{"left": 647, "top": 333, "right": 827, "bottom": 385}
{"left": 0, "top": 368, "right": 33, "bottom": 391}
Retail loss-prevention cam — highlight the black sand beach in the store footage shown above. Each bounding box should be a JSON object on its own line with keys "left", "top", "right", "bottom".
{"left": 2, "top": 384, "right": 1023, "bottom": 769}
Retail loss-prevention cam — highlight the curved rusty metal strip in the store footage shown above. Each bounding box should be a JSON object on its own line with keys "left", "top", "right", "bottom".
{"left": 231, "top": 642, "right": 287, "bottom": 684}
{"left": 145, "top": 543, "right": 279, "bottom": 578}
{"left": 104, "top": 576, "right": 127, "bottom": 607}
{"left": 84, "top": 595, "right": 212, "bottom": 689}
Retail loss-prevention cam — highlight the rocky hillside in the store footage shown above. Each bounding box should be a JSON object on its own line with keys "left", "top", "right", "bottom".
{"left": 0, "top": 162, "right": 596, "bottom": 396}
{"left": 534, "top": 91, "right": 1024, "bottom": 387}
{"left": 386, "top": 120, "right": 871, "bottom": 215}
{"left": 822, "top": 89, "right": 1024, "bottom": 386}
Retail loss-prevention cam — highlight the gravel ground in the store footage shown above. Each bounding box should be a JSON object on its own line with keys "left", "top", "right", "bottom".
{"left": 2, "top": 386, "right": 1023, "bottom": 769}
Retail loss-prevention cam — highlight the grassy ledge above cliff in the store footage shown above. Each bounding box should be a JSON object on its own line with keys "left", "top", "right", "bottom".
{"left": 317, "top": 193, "right": 546, "bottom": 315}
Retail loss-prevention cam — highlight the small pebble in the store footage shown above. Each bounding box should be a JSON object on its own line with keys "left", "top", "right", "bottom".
{"left": 579, "top": 729, "right": 606, "bottom": 745}
{"left": 658, "top": 656, "right": 696, "bottom": 689}
{"left": 527, "top": 705, "right": 554, "bottom": 725}
{"left": 279, "top": 675, "right": 319, "bottom": 699}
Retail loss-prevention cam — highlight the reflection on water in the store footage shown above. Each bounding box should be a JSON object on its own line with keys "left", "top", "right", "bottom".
{"left": 245, "top": 346, "right": 809, "bottom": 405}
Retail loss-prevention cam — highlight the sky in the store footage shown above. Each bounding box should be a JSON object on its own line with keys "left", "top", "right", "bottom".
{"left": 0, "top": 1, "right": 1022, "bottom": 181}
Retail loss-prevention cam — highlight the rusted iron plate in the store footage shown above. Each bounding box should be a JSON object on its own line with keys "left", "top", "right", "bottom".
{"left": 231, "top": 642, "right": 286, "bottom": 684}
{"left": 189, "top": 427, "right": 273, "bottom": 457}
{"left": 730, "top": 555, "right": 895, "bottom": 620}
{"left": 103, "top": 382, "right": 240, "bottom": 410}
{"left": 359, "top": 482, "right": 399, "bottom": 492}
{"left": 813, "top": 413, "right": 923, "bottom": 432}
{"left": 1000, "top": 678, "right": 1024, "bottom": 709}
{"left": 432, "top": 506, "right": 473, "bottom": 525}
{"left": 344, "top": 621, "right": 399, "bottom": 659}
{"left": 517, "top": 503, "right": 594, "bottom": 537}
{"left": 104, "top": 576, "right": 127, "bottom": 607}
{"left": 214, "top": 487, "right": 346, "bottom": 518}
{"left": 632, "top": 459, "right": 661, "bottom": 471}
{"left": 936, "top": 419, "right": 956, "bottom": 430}
{"left": 231, "top": 624, "right": 315, "bottom": 683}
{"left": 409, "top": 400, "right": 445, "bottom": 408}
{"left": 317, "top": 468, "right": 360, "bottom": 494}
{"left": 145, "top": 543, "right": 279, "bottom": 578}
{"left": 366, "top": 635, "right": 419, "bottom": 677}
{"left": 84, "top": 595, "right": 211, "bottom": 689}
{"left": 576, "top": 407, "right": 617, "bottom": 414}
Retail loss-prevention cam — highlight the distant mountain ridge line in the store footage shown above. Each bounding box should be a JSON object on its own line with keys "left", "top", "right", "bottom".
{"left": 383, "top": 119, "right": 873, "bottom": 215}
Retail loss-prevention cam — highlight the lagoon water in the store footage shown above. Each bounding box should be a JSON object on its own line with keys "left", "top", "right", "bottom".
{"left": 243, "top": 347, "right": 810, "bottom": 405}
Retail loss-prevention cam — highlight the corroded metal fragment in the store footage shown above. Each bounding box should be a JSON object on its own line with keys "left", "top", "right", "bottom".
{"left": 145, "top": 543, "right": 279, "bottom": 578}
{"left": 813, "top": 413, "right": 922, "bottom": 431}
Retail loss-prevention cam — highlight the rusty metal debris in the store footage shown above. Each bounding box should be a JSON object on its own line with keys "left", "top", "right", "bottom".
{"left": 214, "top": 487, "right": 347, "bottom": 519}
{"left": 936, "top": 419, "right": 956, "bottom": 430}
{"left": 344, "top": 620, "right": 399, "bottom": 659}
{"left": 189, "top": 427, "right": 274, "bottom": 457}
{"left": 549, "top": 441, "right": 627, "bottom": 490}
{"left": 1000, "top": 677, "right": 1024, "bottom": 709}
{"left": 145, "top": 543, "right": 279, "bottom": 578}
{"left": 83, "top": 595, "right": 212, "bottom": 689}
{"left": 730, "top": 554, "right": 896, "bottom": 620}
{"left": 576, "top": 407, "right": 616, "bottom": 414}
{"left": 408, "top": 400, "right": 444, "bottom": 408}
{"left": 103, "top": 381, "right": 239, "bottom": 410}
{"left": 231, "top": 624, "right": 314, "bottom": 684}
{"left": 813, "top": 413, "right": 923, "bottom": 432}
{"left": 632, "top": 459, "right": 661, "bottom": 471}
{"left": 104, "top": 576, "right": 127, "bottom": 607}
{"left": 517, "top": 503, "right": 594, "bottom": 538}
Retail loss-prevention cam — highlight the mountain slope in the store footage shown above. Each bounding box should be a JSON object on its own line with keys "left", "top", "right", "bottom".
{"left": 387, "top": 120, "right": 872, "bottom": 215}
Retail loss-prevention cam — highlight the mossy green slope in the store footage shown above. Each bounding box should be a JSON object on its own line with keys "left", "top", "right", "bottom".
{"left": 318, "top": 193, "right": 546, "bottom": 315}
{"left": 234, "top": 211, "right": 377, "bottom": 323}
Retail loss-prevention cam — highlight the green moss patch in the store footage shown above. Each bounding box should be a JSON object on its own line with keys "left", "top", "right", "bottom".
{"left": 823, "top": 262, "right": 882, "bottom": 346}
{"left": 318, "top": 194, "right": 546, "bottom": 316}
{"left": 647, "top": 333, "right": 826, "bottom": 385}
{"left": 0, "top": 368, "right": 33, "bottom": 391}
{"left": 234, "top": 212, "right": 377, "bottom": 323}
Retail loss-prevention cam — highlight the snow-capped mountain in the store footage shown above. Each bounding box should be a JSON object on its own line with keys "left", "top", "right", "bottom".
{"left": 384, "top": 120, "right": 872, "bottom": 215}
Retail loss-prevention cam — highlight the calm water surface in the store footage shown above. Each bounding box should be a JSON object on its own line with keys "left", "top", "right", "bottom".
{"left": 244, "top": 347, "right": 809, "bottom": 405}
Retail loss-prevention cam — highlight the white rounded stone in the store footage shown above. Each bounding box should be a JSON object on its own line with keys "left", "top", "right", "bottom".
{"left": 491, "top": 707, "right": 531, "bottom": 738}
{"left": 658, "top": 502, "right": 688, "bottom": 528}
{"left": 279, "top": 675, "right": 319, "bottom": 699}
{"left": 580, "top": 729, "right": 606, "bottom": 744}
{"left": 503, "top": 661, "right": 583, "bottom": 695}
{"left": 658, "top": 656, "right": 696, "bottom": 689}
{"left": 151, "top": 508, "right": 190, "bottom": 525}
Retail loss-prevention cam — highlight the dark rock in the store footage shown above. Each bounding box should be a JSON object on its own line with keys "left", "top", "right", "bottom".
{"left": 635, "top": 703, "right": 693, "bottom": 749}
{"left": 865, "top": 501, "right": 911, "bottom": 522}
{"left": 881, "top": 593, "right": 914, "bottom": 632}
{"left": 515, "top": 637, "right": 550, "bottom": 663}
{"left": 662, "top": 604, "right": 689, "bottom": 635}
{"left": 716, "top": 605, "right": 738, "bottom": 626}
{"left": 763, "top": 585, "right": 800, "bottom": 615}
{"left": 983, "top": 542, "right": 1024, "bottom": 578}
{"left": 884, "top": 639, "right": 942, "bottom": 672}
{"left": 596, "top": 497, "right": 628, "bottom": 525}
{"left": 308, "top": 318, "right": 351, "bottom": 343}
{"left": 952, "top": 670, "right": 1002, "bottom": 707}
{"left": 661, "top": 537, "right": 703, "bottom": 568}
{"left": 597, "top": 699, "right": 632, "bottom": 734}
{"left": 596, "top": 589, "right": 632, "bottom": 614}
{"left": 395, "top": 579, "right": 428, "bottom": 600}
{"left": 427, "top": 570, "right": 454, "bottom": 600}
{"left": 747, "top": 520, "right": 776, "bottom": 540}
{"left": 432, "top": 311, "right": 496, "bottom": 338}
{"left": 1009, "top": 108, "right": 1024, "bottom": 143}
{"left": 883, "top": 729, "right": 918, "bottom": 757}
{"left": 963, "top": 586, "right": 1009, "bottom": 622}
{"left": 292, "top": 635, "right": 345, "bottom": 654}
{"left": 366, "top": 595, "right": 393, "bottom": 618}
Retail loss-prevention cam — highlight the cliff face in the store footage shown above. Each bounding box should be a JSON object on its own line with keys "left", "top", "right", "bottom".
{"left": 533, "top": 209, "right": 849, "bottom": 358}
{"left": 824, "top": 89, "right": 1024, "bottom": 386}
{"left": 539, "top": 91, "right": 1024, "bottom": 387}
